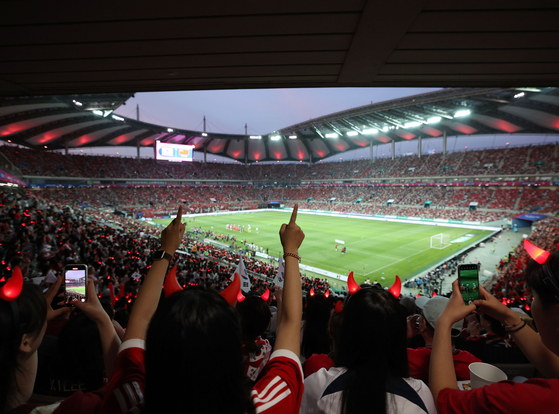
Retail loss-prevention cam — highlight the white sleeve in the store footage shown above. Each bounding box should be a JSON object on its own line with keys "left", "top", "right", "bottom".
{"left": 300, "top": 369, "right": 327, "bottom": 414}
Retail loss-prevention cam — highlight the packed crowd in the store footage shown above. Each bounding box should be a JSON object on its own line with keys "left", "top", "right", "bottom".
{"left": 2, "top": 188, "right": 559, "bottom": 414}
{"left": 27, "top": 183, "right": 559, "bottom": 223}
{"left": 2, "top": 143, "right": 557, "bottom": 182}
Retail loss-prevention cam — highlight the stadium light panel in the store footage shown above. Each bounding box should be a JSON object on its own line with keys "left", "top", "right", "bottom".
{"left": 167, "top": 128, "right": 174, "bottom": 132}
{"left": 202, "top": 133, "right": 208, "bottom": 136}
{"left": 427, "top": 117, "right": 441, "bottom": 124}
{"left": 514, "top": 92, "right": 525, "bottom": 99}
{"left": 382, "top": 127, "right": 388, "bottom": 132}
{"left": 270, "top": 135, "right": 281, "bottom": 140}
{"left": 289, "top": 135, "right": 297, "bottom": 139}
{"left": 325, "top": 133, "right": 338, "bottom": 138}
{"left": 112, "top": 115, "right": 125, "bottom": 121}
{"left": 404, "top": 121, "right": 421, "bottom": 128}
{"left": 362, "top": 128, "right": 378, "bottom": 135}
{"left": 92, "top": 110, "right": 103, "bottom": 116}
{"left": 454, "top": 110, "right": 470, "bottom": 118}
{"left": 346, "top": 131, "right": 359, "bottom": 136}
{"left": 249, "top": 135, "right": 262, "bottom": 140}
{"left": 73, "top": 100, "right": 83, "bottom": 106}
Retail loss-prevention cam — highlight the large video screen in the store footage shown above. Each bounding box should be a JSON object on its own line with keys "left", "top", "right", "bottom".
{"left": 155, "top": 141, "right": 195, "bottom": 162}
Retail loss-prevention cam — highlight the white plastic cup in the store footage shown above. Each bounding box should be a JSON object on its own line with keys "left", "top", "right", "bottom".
{"left": 469, "top": 362, "right": 507, "bottom": 388}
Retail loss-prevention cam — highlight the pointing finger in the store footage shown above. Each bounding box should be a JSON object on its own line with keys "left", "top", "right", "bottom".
{"left": 175, "top": 205, "right": 183, "bottom": 223}
{"left": 289, "top": 204, "right": 298, "bottom": 225}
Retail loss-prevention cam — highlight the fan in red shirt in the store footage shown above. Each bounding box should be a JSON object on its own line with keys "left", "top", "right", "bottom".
{"left": 101, "top": 205, "right": 306, "bottom": 414}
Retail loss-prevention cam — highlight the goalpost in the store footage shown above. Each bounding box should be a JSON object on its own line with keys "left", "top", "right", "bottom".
{"left": 430, "top": 233, "right": 451, "bottom": 249}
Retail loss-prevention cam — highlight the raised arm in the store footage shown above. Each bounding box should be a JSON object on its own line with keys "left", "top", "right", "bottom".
{"left": 429, "top": 280, "right": 476, "bottom": 406}
{"left": 475, "top": 285, "right": 559, "bottom": 378}
{"left": 274, "top": 205, "right": 304, "bottom": 355}
{"left": 124, "top": 206, "right": 186, "bottom": 342}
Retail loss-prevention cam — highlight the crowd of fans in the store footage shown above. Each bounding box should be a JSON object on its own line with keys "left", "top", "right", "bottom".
{"left": 2, "top": 186, "right": 559, "bottom": 414}
{"left": 2, "top": 143, "right": 557, "bottom": 182}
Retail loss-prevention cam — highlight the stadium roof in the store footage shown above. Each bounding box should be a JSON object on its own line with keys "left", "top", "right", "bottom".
{"left": 1, "top": 0, "right": 559, "bottom": 96}
{"left": 1, "top": 87, "right": 559, "bottom": 162}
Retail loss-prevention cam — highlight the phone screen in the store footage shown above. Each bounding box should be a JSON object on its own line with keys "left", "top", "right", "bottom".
{"left": 64, "top": 265, "right": 88, "bottom": 304}
{"left": 458, "top": 265, "right": 480, "bottom": 305}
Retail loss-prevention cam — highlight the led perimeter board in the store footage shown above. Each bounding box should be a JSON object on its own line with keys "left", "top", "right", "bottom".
{"left": 154, "top": 141, "right": 195, "bottom": 162}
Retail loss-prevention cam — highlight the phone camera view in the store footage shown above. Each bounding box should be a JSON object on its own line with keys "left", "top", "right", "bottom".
{"left": 65, "top": 269, "right": 86, "bottom": 303}
{"left": 460, "top": 267, "right": 479, "bottom": 305}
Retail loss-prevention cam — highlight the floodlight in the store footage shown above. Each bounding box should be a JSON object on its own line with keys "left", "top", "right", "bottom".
{"left": 92, "top": 110, "right": 103, "bottom": 116}
{"left": 289, "top": 135, "right": 297, "bottom": 139}
{"left": 325, "top": 133, "right": 338, "bottom": 138}
{"left": 202, "top": 133, "right": 208, "bottom": 136}
{"left": 346, "top": 131, "right": 358, "bottom": 136}
{"left": 73, "top": 100, "right": 83, "bottom": 106}
{"left": 454, "top": 110, "right": 470, "bottom": 118}
{"left": 514, "top": 92, "right": 525, "bottom": 99}
{"left": 249, "top": 135, "right": 262, "bottom": 139}
{"left": 382, "top": 127, "right": 388, "bottom": 132}
{"left": 112, "top": 115, "right": 124, "bottom": 121}
{"left": 404, "top": 121, "right": 421, "bottom": 128}
{"left": 270, "top": 135, "right": 281, "bottom": 140}
{"left": 362, "top": 128, "right": 378, "bottom": 135}
{"left": 427, "top": 117, "right": 441, "bottom": 124}
{"left": 167, "top": 128, "right": 174, "bottom": 132}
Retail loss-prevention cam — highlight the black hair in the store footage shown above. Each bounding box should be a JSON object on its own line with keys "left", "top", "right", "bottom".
{"left": 336, "top": 287, "right": 409, "bottom": 414}
{"left": 144, "top": 289, "right": 253, "bottom": 414}
{"left": 53, "top": 312, "right": 104, "bottom": 394}
{"left": 301, "top": 293, "right": 331, "bottom": 359}
{"left": 0, "top": 283, "right": 46, "bottom": 413}
{"left": 481, "top": 313, "right": 506, "bottom": 336}
{"left": 526, "top": 251, "right": 559, "bottom": 309}
{"left": 236, "top": 295, "right": 272, "bottom": 354}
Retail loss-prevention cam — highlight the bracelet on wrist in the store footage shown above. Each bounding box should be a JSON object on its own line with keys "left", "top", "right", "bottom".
{"left": 283, "top": 252, "right": 300, "bottom": 261}
{"left": 503, "top": 318, "right": 524, "bottom": 330}
{"left": 505, "top": 320, "right": 527, "bottom": 334}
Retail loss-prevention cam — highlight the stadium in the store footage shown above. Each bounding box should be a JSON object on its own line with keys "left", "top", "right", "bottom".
{"left": 2, "top": 2, "right": 559, "bottom": 413}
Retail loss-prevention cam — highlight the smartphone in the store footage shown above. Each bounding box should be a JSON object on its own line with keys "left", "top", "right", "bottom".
{"left": 64, "top": 264, "right": 88, "bottom": 305}
{"left": 457, "top": 264, "right": 480, "bottom": 305}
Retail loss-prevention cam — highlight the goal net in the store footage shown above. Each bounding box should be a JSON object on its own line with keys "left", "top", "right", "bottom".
{"left": 430, "top": 233, "right": 451, "bottom": 249}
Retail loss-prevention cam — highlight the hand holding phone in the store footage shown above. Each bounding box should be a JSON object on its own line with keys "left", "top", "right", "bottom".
{"left": 458, "top": 264, "right": 480, "bottom": 305}
{"left": 64, "top": 264, "right": 88, "bottom": 305}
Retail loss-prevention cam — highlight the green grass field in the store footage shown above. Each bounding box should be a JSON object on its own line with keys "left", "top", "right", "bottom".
{"left": 67, "top": 286, "right": 86, "bottom": 295}
{"left": 153, "top": 211, "right": 494, "bottom": 290}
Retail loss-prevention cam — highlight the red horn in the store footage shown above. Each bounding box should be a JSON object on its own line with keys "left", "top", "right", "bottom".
{"left": 164, "top": 266, "right": 182, "bottom": 298}
{"left": 347, "top": 272, "right": 361, "bottom": 295}
{"left": 324, "top": 289, "right": 330, "bottom": 299}
{"left": 310, "top": 288, "right": 315, "bottom": 297}
{"left": 524, "top": 240, "right": 550, "bottom": 265}
{"left": 220, "top": 272, "right": 240, "bottom": 306}
{"left": 387, "top": 275, "right": 401, "bottom": 299}
{"left": 0, "top": 266, "right": 23, "bottom": 302}
{"left": 109, "top": 281, "right": 116, "bottom": 306}
{"left": 261, "top": 288, "right": 270, "bottom": 302}
{"left": 237, "top": 290, "right": 245, "bottom": 303}
{"left": 335, "top": 300, "right": 343, "bottom": 313}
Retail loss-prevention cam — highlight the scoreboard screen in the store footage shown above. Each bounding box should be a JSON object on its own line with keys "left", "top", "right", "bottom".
{"left": 155, "top": 141, "right": 195, "bottom": 162}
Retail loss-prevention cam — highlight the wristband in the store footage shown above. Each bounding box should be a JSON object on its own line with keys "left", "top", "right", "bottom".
{"left": 505, "top": 320, "right": 527, "bottom": 334}
{"left": 503, "top": 318, "right": 524, "bottom": 330}
{"left": 283, "top": 252, "right": 300, "bottom": 261}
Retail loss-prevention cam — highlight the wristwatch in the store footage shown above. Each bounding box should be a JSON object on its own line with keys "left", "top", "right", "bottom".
{"left": 153, "top": 250, "right": 172, "bottom": 261}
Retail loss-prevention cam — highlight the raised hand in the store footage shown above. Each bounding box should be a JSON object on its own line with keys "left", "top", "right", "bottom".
{"left": 279, "top": 204, "right": 305, "bottom": 253}
{"left": 45, "top": 275, "right": 72, "bottom": 321}
{"left": 160, "top": 205, "right": 187, "bottom": 254}
{"left": 437, "top": 279, "right": 476, "bottom": 327}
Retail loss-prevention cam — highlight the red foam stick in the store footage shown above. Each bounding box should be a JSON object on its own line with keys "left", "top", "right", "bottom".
{"left": 335, "top": 300, "right": 343, "bottom": 313}
{"left": 163, "top": 266, "right": 182, "bottom": 298}
{"left": 261, "top": 288, "right": 270, "bottom": 302}
{"left": 524, "top": 240, "right": 550, "bottom": 265}
{"left": 387, "top": 275, "right": 402, "bottom": 299}
{"left": 220, "top": 272, "right": 240, "bottom": 306}
{"left": 347, "top": 271, "right": 361, "bottom": 295}
{"left": 118, "top": 284, "right": 126, "bottom": 299}
{"left": 0, "top": 266, "right": 23, "bottom": 302}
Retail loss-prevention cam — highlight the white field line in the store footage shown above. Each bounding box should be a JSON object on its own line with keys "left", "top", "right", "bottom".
{"left": 364, "top": 246, "right": 433, "bottom": 276}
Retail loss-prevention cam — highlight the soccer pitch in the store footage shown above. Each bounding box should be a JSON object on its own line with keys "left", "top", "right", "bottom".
{"left": 67, "top": 286, "right": 86, "bottom": 295}
{"left": 153, "top": 211, "right": 494, "bottom": 289}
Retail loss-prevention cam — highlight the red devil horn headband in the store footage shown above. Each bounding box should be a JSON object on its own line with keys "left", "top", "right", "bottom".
{"left": 164, "top": 266, "right": 181, "bottom": 298}
{"left": 387, "top": 275, "right": 402, "bottom": 299}
{"left": 347, "top": 272, "right": 360, "bottom": 295}
{"left": 221, "top": 272, "right": 241, "bottom": 306}
{"left": 310, "top": 288, "right": 315, "bottom": 297}
{"left": 524, "top": 240, "right": 550, "bottom": 265}
{"left": 0, "top": 266, "right": 23, "bottom": 302}
{"left": 261, "top": 288, "right": 270, "bottom": 302}
{"left": 347, "top": 272, "right": 401, "bottom": 299}
{"left": 335, "top": 300, "right": 343, "bottom": 313}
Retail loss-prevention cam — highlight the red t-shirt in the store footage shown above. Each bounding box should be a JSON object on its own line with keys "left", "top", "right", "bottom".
{"left": 407, "top": 347, "right": 481, "bottom": 383}
{"left": 438, "top": 378, "right": 559, "bottom": 414}
{"left": 302, "top": 353, "right": 334, "bottom": 379}
{"left": 101, "top": 340, "right": 304, "bottom": 414}
{"left": 7, "top": 388, "right": 105, "bottom": 414}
